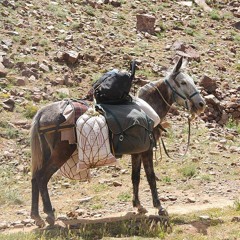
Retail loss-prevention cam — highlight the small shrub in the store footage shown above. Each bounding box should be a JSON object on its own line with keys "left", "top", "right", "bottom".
{"left": 234, "top": 198, "right": 240, "bottom": 211}
{"left": 184, "top": 28, "right": 195, "bottom": 36}
{"left": 5, "top": 128, "right": 19, "bottom": 139}
{"left": 209, "top": 10, "right": 222, "bottom": 21}
{"left": 162, "top": 176, "right": 171, "bottom": 183}
{"left": 179, "top": 164, "right": 197, "bottom": 178}
{"left": 117, "top": 192, "right": 131, "bottom": 202}
{"left": 226, "top": 117, "right": 240, "bottom": 134}
{"left": 24, "top": 104, "right": 38, "bottom": 119}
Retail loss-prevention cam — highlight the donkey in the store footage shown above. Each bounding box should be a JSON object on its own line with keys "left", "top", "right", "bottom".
{"left": 30, "top": 57, "right": 206, "bottom": 227}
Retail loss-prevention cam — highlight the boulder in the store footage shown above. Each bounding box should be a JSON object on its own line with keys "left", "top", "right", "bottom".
{"left": 136, "top": 14, "right": 156, "bottom": 35}
{"left": 199, "top": 75, "right": 218, "bottom": 93}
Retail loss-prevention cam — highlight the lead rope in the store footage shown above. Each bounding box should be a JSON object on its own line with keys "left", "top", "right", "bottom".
{"left": 148, "top": 82, "right": 192, "bottom": 161}
{"left": 160, "top": 117, "right": 191, "bottom": 160}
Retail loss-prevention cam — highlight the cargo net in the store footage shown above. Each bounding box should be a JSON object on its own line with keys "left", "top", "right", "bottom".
{"left": 59, "top": 108, "right": 117, "bottom": 181}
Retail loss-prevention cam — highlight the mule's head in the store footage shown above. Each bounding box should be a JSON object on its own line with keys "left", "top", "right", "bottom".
{"left": 166, "top": 57, "right": 206, "bottom": 116}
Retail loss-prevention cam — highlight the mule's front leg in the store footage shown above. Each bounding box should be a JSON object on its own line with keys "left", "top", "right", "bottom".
{"left": 142, "top": 150, "right": 162, "bottom": 208}
{"left": 142, "top": 150, "right": 170, "bottom": 229}
{"left": 131, "top": 154, "right": 147, "bottom": 214}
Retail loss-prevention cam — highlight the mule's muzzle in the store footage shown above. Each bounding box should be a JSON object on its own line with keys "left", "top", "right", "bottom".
{"left": 190, "top": 99, "right": 206, "bottom": 115}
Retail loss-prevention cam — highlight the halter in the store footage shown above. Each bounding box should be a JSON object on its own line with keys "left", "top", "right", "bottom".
{"left": 164, "top": 79, "right": 199, "bottom": 110}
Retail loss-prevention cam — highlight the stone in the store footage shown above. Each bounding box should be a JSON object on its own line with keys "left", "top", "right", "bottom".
{"left": 136, "top": 14, "right": 156, "bottom": 34}
{"left": 204, "top": 94, "right": 220, "bottom": 106}
{"left": 58, "top": 51, "right": 79, "bottom": 64}
{"left": 194, "top": 0, "right": 212, "bottom": 12}
{"left": 16, "top": 77, "right": 28, "bottom": 86}
{"left": 2, "top": 98, "right": 15, "bottom": 111}
{"left": 2, "top": 57, "right": 14, "bottom": 68}
{"left": 178, "top": 1, "right": 192, "bottom": 7}
{"left": 113, "top": 181, "right": 122, "bottom": 187}
{"left": 172, "top": 41, "right": 200, "bottom": 62}
{"left": 199, "top": 215, "right": 210, "bottom": 220}
{"left": 0, "top": 62, "right": 7, "bottom": 77}
{"left": 79, "top": 197, "right": 93, "bottom": 203}
{"left": 234, "top": 21, "right": 240, "bottom": 30}
{"left": 187, "top": 197, "right": 196, "bottom": 203}
{"left": 231, "top": 216, "right": 240, "bottom": 222}
{"left": 57, "top": 88, "right": 70, "bottom": 96}
{"left": 39, "top": 63, "right": 50, "bottom": 72}
{"left": 199, "top": 75, "right": 218, "bottom": 93}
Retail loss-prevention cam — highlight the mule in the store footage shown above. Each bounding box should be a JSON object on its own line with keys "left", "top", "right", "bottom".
{"left": 30, "top": 57, "right": 206, "bottom": 227}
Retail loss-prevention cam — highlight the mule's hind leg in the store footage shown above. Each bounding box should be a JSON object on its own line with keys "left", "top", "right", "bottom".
{"left": 37, "top": 141, "right": 76, "bottom": 226}
{"left": 31, "top": 177, "right": 45, "bottom": 227}
{"left": 131, "top": 154, "right": 147, "bottom": 214}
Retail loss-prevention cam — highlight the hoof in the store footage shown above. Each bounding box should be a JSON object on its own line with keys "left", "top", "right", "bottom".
{"left": 46, "top": 213, "right": 55, "bottom": 226}
{"left": 158, "top": 207, "right": 169, "bottom": 217}
{"left": 31, "top": 214, "right": 46, "bottom": 228}
{"left": 137, "top": 206, "right": 148, "bottom": 214}
{"left": 158, "top": 208, "right": 171, "bottom": 232}
{"left": 35, "top": 218, "right": 46, "bottom": 228}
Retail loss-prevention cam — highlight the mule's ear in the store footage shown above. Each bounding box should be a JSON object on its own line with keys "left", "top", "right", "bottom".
{"left": 173, "top": 56, "right": 183, "bottom": 73}
{"left": 181, "top": 57, "right": 188, "bottom": 70}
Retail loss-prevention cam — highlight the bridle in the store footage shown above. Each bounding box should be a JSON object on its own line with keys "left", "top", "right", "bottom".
{"left": 149, "top": 76, "right": 200, "bottom": 160}
{"left": 164, "top": 78, "right": 200, "bottom": 111}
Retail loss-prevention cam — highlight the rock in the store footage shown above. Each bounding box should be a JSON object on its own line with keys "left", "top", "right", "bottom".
{"left": 0, "top": 62, "right": 7, "bottom": 77}
{"left": 194, "top": 0, "right": 212, "bottom": 12}
{"left": 113, "top": 181, "right": 122, "bottom": 187}
{"left": 0, "top": 222, "right": 8, "bottom": 230}
{"left": 56, "top": 51, "right": 80, "bottom": 64}
{"left": 136, "top": 14, "right": 156, "bottom": 35}
{"left": 172, "top": 41, "right": 200, "bottom": 62}
{"left": 199, "top": 215, "right": 210, "bottom": 220}
{"left": 231, "top": 216, "right": 240, "bottom": 222}
{"left": 56, "top": 88, "right": 70, "bottom": 96}
{"left": 21, "top": 68, "right": 39, "bottom": 79}
{"left": 79, "top": 197, "right": 93, "bottom": 203}
{"left": 204, "top": 94, "right": 220, "bottom": 106}
{"left": 110, "top": 0, "right": 121, "bottom": 7}
{"left": 177, "top": 1, "right": 192, "bottom": 7}
{"left": 234, "top": 21, "right": 240, "bottom": 30}
{"left": 16, "top": 77, "right": 28, "bottom": 86}
{"left": 2, "top": 57, "right": 14, "bottom": 68}
{"left": 199, "top": 76, "right": 218, "bottom": 93}
{"left": 39, "top": 63, "right": 50, "bottom": 72}
{"left": 187, "top": 197, "right": 196, "bottom": 203}
{"left": 2, "top": 98, "right": 15, "bottom": 111}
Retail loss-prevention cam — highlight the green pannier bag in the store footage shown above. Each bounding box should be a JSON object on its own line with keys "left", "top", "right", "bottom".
{"left": 96, "top": 102, "right": 155, "bottom": 156}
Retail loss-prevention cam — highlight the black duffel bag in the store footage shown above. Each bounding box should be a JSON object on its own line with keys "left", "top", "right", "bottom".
{"left": 96, "top": 102, "right": 155, "bottom": 156}
{"left": 92, "top": 61, "right": 136, "bottom": 104}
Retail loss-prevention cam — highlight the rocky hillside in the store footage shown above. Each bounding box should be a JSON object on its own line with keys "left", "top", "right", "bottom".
{"left": 0, "top": 0, "right": 240, "bottom": 235}
{"left": 0, "top": 0, "right": 239, "bottom": 124}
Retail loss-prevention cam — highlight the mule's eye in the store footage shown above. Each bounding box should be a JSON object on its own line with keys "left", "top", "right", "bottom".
{"left": 180, "top": 81, "right": 187, "bottom": 85}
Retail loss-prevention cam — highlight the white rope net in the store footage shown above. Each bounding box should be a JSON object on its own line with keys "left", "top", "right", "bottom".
{"left": 59, "top": 108, "right": 117, "bottom": 181}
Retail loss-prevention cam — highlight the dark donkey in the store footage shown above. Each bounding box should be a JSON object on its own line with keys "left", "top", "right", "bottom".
{"left": 30, "top": 57, "right": 206, "bottom": 227}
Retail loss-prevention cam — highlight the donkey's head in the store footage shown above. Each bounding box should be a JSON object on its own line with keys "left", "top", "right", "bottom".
{"left": 166, "top": 57, "right": 206, "bottom": 116}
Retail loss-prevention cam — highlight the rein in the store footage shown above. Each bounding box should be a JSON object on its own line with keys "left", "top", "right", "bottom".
{"left": 149, "top": 81, "right": 193, "bottom": 160}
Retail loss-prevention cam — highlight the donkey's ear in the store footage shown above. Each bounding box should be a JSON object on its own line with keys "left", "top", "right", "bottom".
{"left": 173, "top": 56, "right": 183, "bottom": 73}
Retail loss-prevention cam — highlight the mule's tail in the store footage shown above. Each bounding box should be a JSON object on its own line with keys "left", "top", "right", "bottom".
{"left": 30, "top": 112, "right": 43, "bottom": 176}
